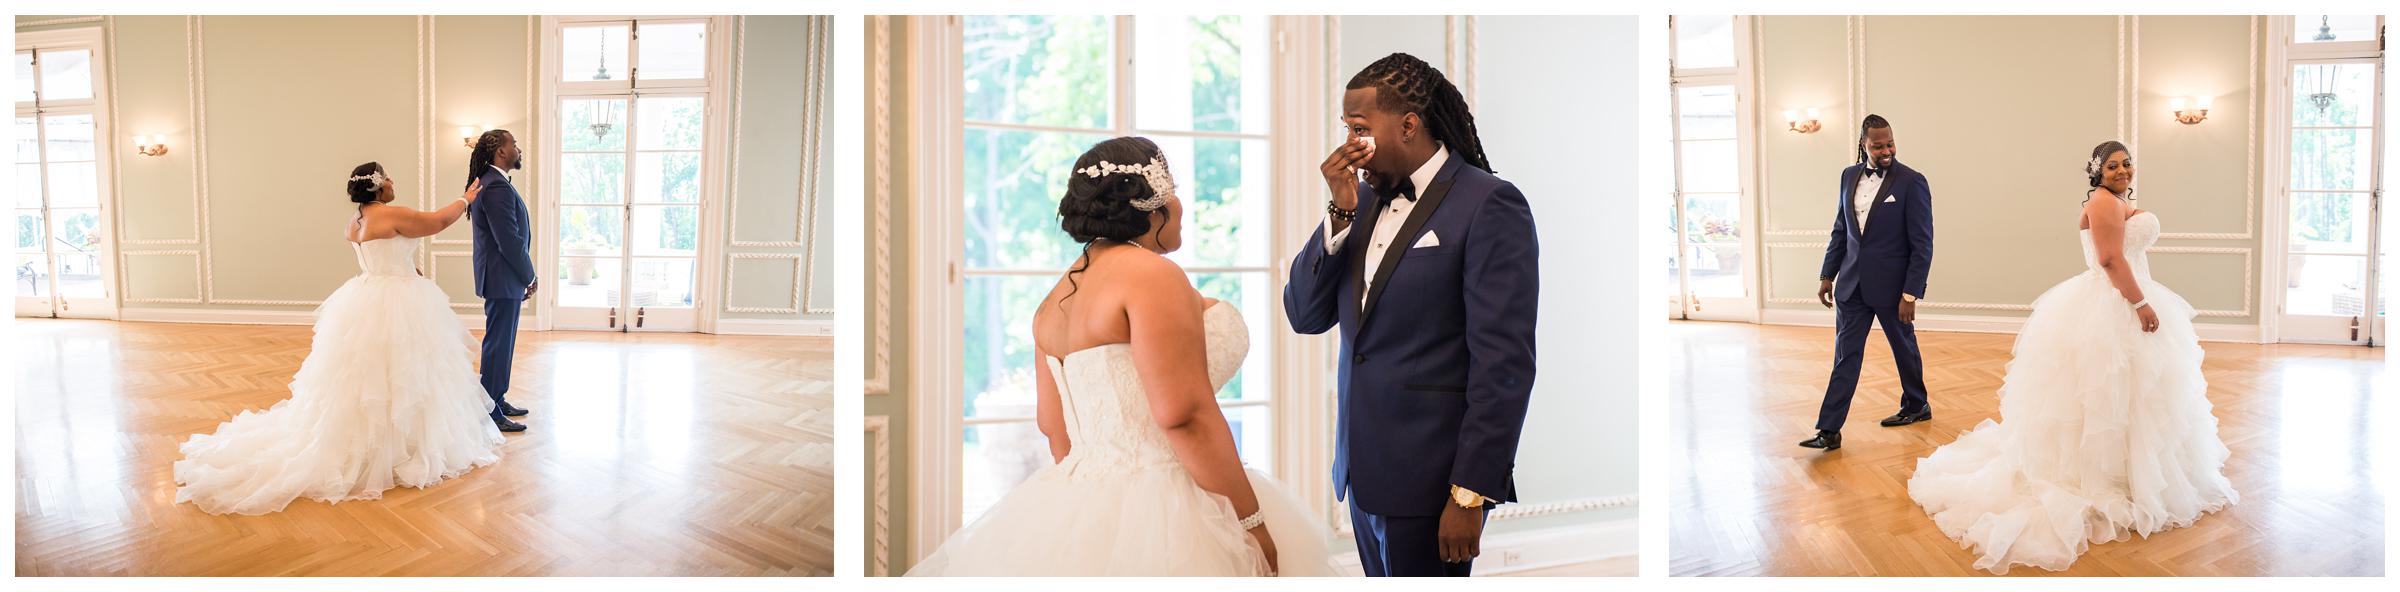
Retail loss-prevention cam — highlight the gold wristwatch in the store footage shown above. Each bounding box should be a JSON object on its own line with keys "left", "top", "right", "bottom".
{"left": 1450, "top": 485, "right": 1485, "bottom": 509}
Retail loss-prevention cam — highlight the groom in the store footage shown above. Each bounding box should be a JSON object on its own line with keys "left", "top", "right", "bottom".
{"left": 468, "top": 129, "right": 534, "bottom": 433}
{"left": 1800, "top": 114, "right": 1934, "bottom": 451}
{"left": 1285, "top": 53, "right": 1538, "bottom": 577}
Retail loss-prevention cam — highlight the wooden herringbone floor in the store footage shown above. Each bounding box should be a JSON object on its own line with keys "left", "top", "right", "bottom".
{"left": 12, "top": 319, "right": 834, "bottom": 577}
{"left": 1667, "top": 321, "right": 2386, "bottom": 577}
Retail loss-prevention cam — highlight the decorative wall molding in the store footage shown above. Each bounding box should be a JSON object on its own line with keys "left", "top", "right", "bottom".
{"left": 870, "top": 15, "right": 894, "bottom": 390}
{"left": 1762, "top": 306, "right": 2265, "bottom": 343}
{"left": 712, "top": 317, "right": 833, "bottom": 336}
{"left": 1487, "top": 494, "right": 1638, "bottom": 521}
{"left": 2150, "top": 245, "right": 2256, "bottom": 317}
{"left": 798, "top": 16, "right": 832, "bottom": 315}
{"left": 1757, "top": 16, "right": 2265, "bottom": 317}
{"left": 192, "top": 16, "right": 215, "bottom": 302}
{"left": 1765, "top": 244, "right": 2254, "bottom": 317}
{"left": 118, "top": 249, "right": 203, "bottom": 304}
{"left": 722, "top": 16, "right": 833, "bottom": 317}
{"left": 17, "top": 16, "right": 104, "bottom": 28}
{"left": 2157, "top": 15, "right": 2261, "bottom": 241}
{"left": 724, "top": 252, "right": 805, "bottom": 314}
{"left": 866, "top": 415, "right": 893, "bottom": 577}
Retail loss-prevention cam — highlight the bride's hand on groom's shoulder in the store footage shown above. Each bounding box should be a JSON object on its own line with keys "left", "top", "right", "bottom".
{"left": 461, "top": 180, "right": 484, "bottom": 204}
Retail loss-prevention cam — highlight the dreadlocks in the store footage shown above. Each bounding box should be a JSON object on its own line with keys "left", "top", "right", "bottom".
{"left": 1345, "top": 53, "right": 1493, "bottom": 174}
{"left": 1854, "top": 114, "right": 1891, "bottom": 166}
{"left": 466, "top": 129, "right": 512, "bottom": 190}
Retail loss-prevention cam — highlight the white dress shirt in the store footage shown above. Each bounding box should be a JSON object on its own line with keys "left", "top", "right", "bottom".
{"left": 1323, "top": 144, "right": 1449, "bottom": 309}
{"left": 1852, "top": 162, "right": 1884, "bottom": 232}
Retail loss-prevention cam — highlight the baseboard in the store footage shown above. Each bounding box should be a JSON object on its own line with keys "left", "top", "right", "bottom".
{"left": 713, "top": 318, "right": 833, "bottom": 336}
{"left": 1329, "top": 516, "right": 1638, "bottom": 577}
{"left": 1757, "top": 308, "right": 2263, "bottom": 343}
{"left": 118, "top": 307, "right": 317, "bottom": 326}
{"left": 117, "top": 307, "right": 495, "bottom": 329}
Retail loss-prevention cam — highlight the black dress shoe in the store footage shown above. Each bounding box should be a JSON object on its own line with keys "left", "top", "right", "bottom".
{"left": 1880, "top": 408, "right": 1932, "bottom": 427}
{"left": 498, "top": 403, "right": 530, "bottom": 417}
{"left": 493, "top": 416, "right": 527, "bottom": 432}
{"left": 1797, "top": 431, "right": 1841, "bottom": 450}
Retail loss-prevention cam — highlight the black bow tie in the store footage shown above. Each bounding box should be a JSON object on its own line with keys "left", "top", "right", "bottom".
{"left": 1863, "top": 167, "right": 1886, "bottom": 179}
{"left": 1386, "top": 177, "right": 1418, "bottom": 202}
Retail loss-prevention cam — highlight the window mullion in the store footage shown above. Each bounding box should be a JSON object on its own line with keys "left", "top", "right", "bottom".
{"left": 1114, "top": 15, "right": 1134, "bottom": 137}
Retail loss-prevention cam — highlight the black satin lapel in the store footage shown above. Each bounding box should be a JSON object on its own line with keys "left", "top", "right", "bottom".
{"left": 1839, "top": 167, "right": 1859, "bottom": 237}
{"left": 1358, "top": 178, "right": 1453, "bottom": 327}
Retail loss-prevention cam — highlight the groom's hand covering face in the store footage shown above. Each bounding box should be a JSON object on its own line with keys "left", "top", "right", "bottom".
{"left": 1341, "top": 86, "right": 1419, "bottom": 196}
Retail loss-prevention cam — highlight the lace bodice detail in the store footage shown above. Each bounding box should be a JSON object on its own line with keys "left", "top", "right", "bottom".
{"left": 2080, "top": 211, "right": 2159, "bottom": 279}
{"left": 351, "top": 237, "right": 419, "bottom": 278}
{"left": 1044, "top": 302, "right": 1249, "bottom": 476}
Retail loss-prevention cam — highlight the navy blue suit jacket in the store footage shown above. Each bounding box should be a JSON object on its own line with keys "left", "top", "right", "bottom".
{"left": 1284, "top": 154, "right": 1539, "bottom": 518}
{"left": 469, "top": 168, "right": 537, "bottom": 301}
{"left": 1820, "top": 161, "right": 1933, "bottom": 307}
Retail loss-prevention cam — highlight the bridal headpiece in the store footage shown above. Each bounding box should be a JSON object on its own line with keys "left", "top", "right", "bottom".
{"left": 1076, "top": 155, "right": 1175, "bottom": 212}
{"left": 2083, "top": 155, "right": 2105, "bottom": 177}
{"left": 348, "top": 170, "right": 389, "bottom": 191}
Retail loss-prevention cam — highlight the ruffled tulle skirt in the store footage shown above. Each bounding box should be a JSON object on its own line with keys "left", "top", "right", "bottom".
{"left": 1908, "top": 271, "right": 2237, "bottom": 574}
{"left": 172, "top": 274, "right": 505, "bottom": 516}
{"left": 906, "top": 460, "right": 1337, "bottom": 576}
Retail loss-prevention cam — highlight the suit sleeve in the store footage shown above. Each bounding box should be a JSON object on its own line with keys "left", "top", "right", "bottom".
{"left": 1902, "top": 176, "right": 1933, "bottom": 299}
{"left": 1450, "top": 182, "right": 1539, "bottom": 502}
{"left": 1285, "top": 181, "right": 1367, "bottom": 335}
{"left": 1819, "top": 174, "right": 1848, "bottom": 281}
{"left": 479, "top": 185, "right": 539, "bottom": 285}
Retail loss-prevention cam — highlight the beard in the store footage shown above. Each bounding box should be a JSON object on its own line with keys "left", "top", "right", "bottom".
{"left": 508, "top": 154, "right": 527, "bottom": 171}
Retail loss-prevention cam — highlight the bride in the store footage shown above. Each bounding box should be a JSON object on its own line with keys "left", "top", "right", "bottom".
{"left": 172, "top": 162, "right": 508, "bottom": 516}
{"left": 1907, "top": 141, "right": 2238, "bottom": 574}
{"left": 907, "top": 137, "right": 1335, "bottom": 576}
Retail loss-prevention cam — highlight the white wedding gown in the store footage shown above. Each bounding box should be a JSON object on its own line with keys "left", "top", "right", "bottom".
{"left": 907, "top": 302, "right": 1337, "bottom": 576}
{"left": 173, "top": 237, "right": 506, "bottom": 515}
{"left": 1908, "top": 211, "right": 2237, "bottom": 574}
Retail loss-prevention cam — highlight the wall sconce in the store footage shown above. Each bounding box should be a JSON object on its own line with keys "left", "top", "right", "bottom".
{"left": 131, "top": 134, "right": 168, "bottom": 157}
{"left": 459, "top": 126, "right": 483, "bottom": 148}
{"left": 1783, "top": 108, "right": 1822, "bottom": 134}
{"left": 2169, "top": 97, "right": 2210, "bottom": 125}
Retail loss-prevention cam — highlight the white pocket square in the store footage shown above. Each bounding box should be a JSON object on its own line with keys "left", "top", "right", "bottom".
{"left": 1413, "top": 231, "right": 1441, "bottom": 249}
{"left": 1882, "top": 196, "right": 1897, "bottom": 203}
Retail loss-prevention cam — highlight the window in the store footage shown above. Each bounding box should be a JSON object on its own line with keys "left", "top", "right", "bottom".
{"left": 953, "top": 15, "right": 1277, "bottom": 524}
{"left": 2293, "top": 15, "right": 2379, "bottom": 44}
{"left": 1666, "top": 16, "right": 1751, "bottom": 320}
{"left": 15, "top": 34, "right": 112, "bottom": 319}
{"left": 546, "top": 18, "right": 715, "bottom": 333}
{"left": 2275, "top": 15, "right": 2385, "bottom": 345}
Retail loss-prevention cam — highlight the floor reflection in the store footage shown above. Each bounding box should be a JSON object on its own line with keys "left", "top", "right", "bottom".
{"left": 12, "top": 319, "right": 832, "bottom": 576}
{"left": 1667, "top": 321, "right": 2386, "bottom": 576}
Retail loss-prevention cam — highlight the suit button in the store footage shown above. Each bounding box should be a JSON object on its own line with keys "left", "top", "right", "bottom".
{"left": 1353, "top": 354, "right": 1366, "bottom": 363}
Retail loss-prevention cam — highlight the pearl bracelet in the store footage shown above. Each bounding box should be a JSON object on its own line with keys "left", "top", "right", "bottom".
{"left": 1238, "top": 510, "right": 1265, "bottom": 530}
{"left": 2130, "top": 299, "right": 2148, "bottom": 310}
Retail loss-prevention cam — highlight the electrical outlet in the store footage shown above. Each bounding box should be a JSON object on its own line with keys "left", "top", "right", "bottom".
{"left": 1503, "top": 549, "right": 1524, "bottom": 566}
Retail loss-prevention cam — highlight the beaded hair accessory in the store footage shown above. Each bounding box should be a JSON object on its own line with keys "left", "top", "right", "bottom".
{"left": 1076, "top": 155, "right": 1175, "bottom": 211}
{"left": 348, "top": 170, "right": 389, "bottom": 190}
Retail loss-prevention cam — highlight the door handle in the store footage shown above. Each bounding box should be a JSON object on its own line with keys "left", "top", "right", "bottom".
{"left": 607, "top": 307, "right": 617, "bottom": 328}
{"left": 636, "top": 306, "right": 646, "bottom": 328}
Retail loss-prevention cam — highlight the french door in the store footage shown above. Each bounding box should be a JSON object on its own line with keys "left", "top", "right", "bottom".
{"left": 2276, "top": 16, "right": 2385, "bottom": 345}
{"left": 546, "top": 18, "right": 714, "bottom": 332}
{"left": 1666, "top": 16, "right": 1755, "bottom": 321}
{"left": 15, "top": 36, "right": 115, "bottom": 319}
